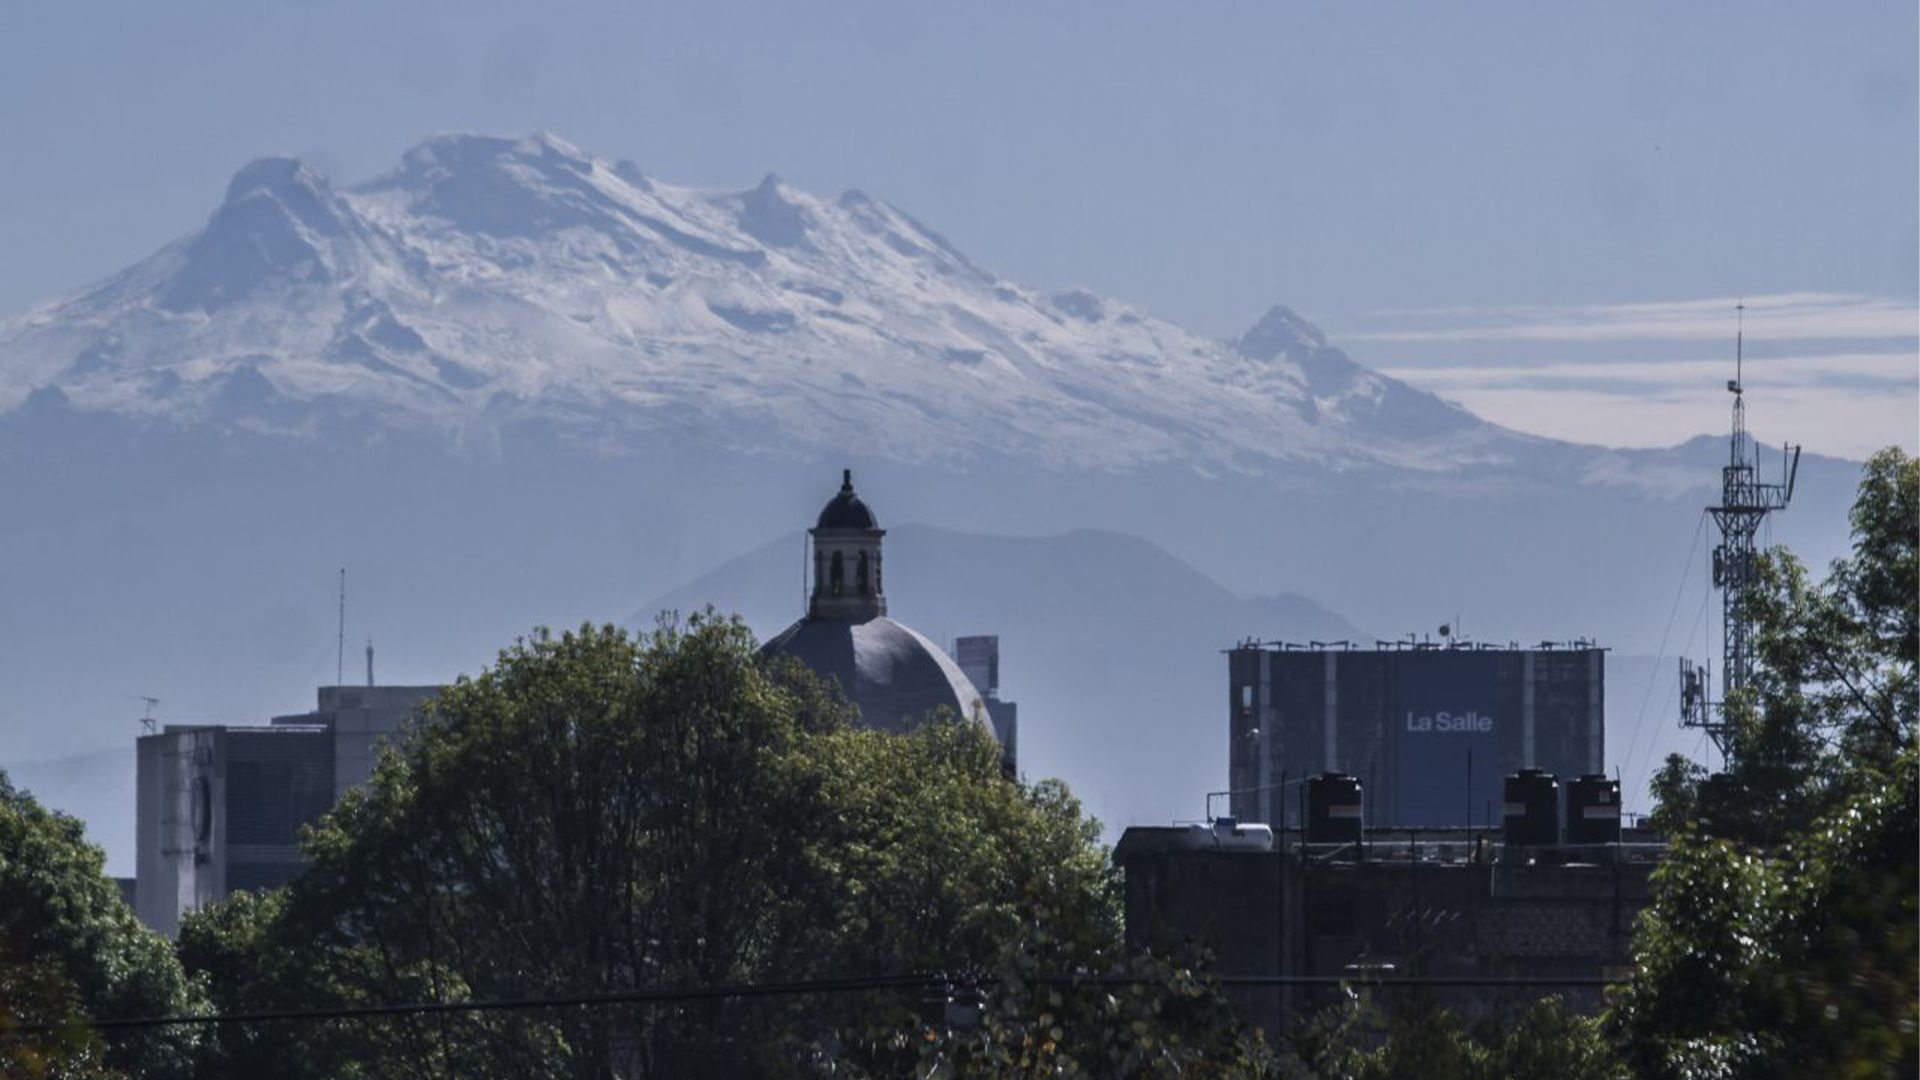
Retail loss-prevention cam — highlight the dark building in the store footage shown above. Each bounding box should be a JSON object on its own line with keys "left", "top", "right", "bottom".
{"left": 1114, "top": 821, "right": 1659, "bottom": 1034}
{"left": 1228, "top": 642, "right": 1604, "bottom": 828}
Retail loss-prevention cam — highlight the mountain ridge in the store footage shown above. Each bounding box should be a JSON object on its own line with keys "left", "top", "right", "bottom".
{"left": 2, "top": 131, "right": 1527, "bottom": 474}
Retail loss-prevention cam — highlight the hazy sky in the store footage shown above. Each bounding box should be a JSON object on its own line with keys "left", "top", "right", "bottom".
{"left": 1, "top": 2, "right": 1913, "bottom": 453}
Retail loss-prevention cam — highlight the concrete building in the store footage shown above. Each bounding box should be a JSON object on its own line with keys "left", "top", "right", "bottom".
{"left": 1228, "top": 641, "right": 1605, "bottom": 828}
{"left": 1114, "top": 822, "right": 1660, "bottom": 1034}
{"left": 955, "top": 635, "right": 1018, "bottom": 769}
{"left": 762, "top": 471, "right": 1012, "bottom": 769}
{"left": 295, "top": 685, "right": 441, "bottom": 798}
{"left": 134, "top": 684, "right": 439, "bottom": 936}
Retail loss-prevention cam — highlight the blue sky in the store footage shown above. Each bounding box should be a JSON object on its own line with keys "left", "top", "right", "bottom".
{"left": 1, "top": 1, "right": 1913, "bottom": 453}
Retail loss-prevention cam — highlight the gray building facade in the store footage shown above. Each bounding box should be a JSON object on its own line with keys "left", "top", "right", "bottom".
{"left": 1229, "top": 643, "right": 1604, "bottom": 829}
{"left": 134, "top": 684, "right": 439, "bottom": 936}
{"left": 955, "top": 634, "right": 1018, "bottom": 771}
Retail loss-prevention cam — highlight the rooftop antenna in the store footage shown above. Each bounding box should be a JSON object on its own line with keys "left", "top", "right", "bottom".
{"left": 1680, "top": 303, "right": 1801, "bottom": 763}
{"left": 336, "top": 567, "right": 346, "bottom": 689}
{"left": 133, "top": 695, "right": 160, "bottom": 736}
{"left": 366, "top": 638, "right": 375, "bottom": 688}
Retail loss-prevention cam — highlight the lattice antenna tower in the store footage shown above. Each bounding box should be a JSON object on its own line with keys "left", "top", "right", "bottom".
{"left": 1680, "top": 304, "right": 1800, "bottom": 761}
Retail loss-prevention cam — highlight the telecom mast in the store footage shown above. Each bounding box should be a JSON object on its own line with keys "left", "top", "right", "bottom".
{"left": 134, "top": 695, "right": 161, "bottom": 736}
{"left": 1679, "top": 304, "right": 1800, "bottom": 761}
{"left": 336, "top": 568, "right": 346, "bottom": 688}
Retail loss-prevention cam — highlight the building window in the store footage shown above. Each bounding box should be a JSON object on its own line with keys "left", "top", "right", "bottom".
{"left": 830, "top": 551, "right": 844, "bottom": 596}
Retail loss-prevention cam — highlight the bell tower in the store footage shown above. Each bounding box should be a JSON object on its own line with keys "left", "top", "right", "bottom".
{"left": 809, "top": 469, "right": 886, "bottom": 620}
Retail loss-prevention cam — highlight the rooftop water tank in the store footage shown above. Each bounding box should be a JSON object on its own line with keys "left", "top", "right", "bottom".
{"left": 1566, "top": 774, "right": 1622, "bottom": 844}
{"left": 1503, "top": 769, "right": 1560, "bottom": 846}
{"left": 1209, "top": 816, "right": 1275, "bottom": 851}
{"left": 1306, "top": 773, "right": 1364, "bottom": 845}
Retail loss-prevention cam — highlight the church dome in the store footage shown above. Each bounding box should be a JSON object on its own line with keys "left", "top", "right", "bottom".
{"left": 816, "top": 469, "right": 878, "bottom": 531}
{"left": 764, "top": 468, "right": 999, "bottom": 747}
{"left": 761, "top": 615, "right": 988, "bottom": 736}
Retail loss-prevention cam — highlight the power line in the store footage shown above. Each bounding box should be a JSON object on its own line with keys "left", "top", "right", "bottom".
{"left": 1215, "top": 975, "right": 1616, "bottom": 989}
{"left": 54, "top": 975, "right": 932, "bottom": 1035}
{"left": 1644, "top": 567, "right": 1719, "bottom": 783}
{"left": 1619, "top": 510, "right": 1710, "bottom": 792}
{"left": 21, "top": 972, "right": 1626, "bottom": 1036}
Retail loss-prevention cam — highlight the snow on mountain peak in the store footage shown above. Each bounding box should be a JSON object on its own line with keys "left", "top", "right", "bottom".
{"left": 398, "top": 131, "right": 594, "bottom": 177}
{"left": 0, "top": 133, "right": 1517, "bottom": 472}
{"left": 359, "top": 131, "right": 643, "bottom": 242}
{"left": 733, "top": 173, "right": 813, "bottom": 250}
{"left": 156, "top": 156, "right": 360, "bottom": 313}
{"left": 222, "top": 157, "right": 342, "bottom": 224}
{"left": 1236, "top": 303, "right": 1327, "bottom": 359}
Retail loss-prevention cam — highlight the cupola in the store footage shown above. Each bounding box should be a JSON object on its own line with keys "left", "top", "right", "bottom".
{"left": 809, "top": 469, "right": 886, "bottom": 620}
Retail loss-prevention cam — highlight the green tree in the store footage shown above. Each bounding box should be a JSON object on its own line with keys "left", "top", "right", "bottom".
{"left": 786, "top": 713, "right": 1265, "bottom": 1078}
{"left": 0, "top": 773, "right": 203, "bottom": 1079}
{"left": 1263, "top": 993, "right": 1620, "bottom": 1080}
{"left": 1614, "top": 447, "right": 1919, "bottom": 1079}
{"left": 173, "top": 889, "right": 318, "bottom": 1080}
{"left": 1614, "top": 751, "right": 1916, "bottom": 1079}
{"left": 1480, "top": 996, "right": 1622, "bottom": 1080}
{"left": 1653, "top": 447, "right": 1916, "bottom": 843}
{"left": 0, "top": 941, "right": 118, "bottom": 1080}
{"left": 185, "top": 614, "right": 1247, "bottom": 1079}
{"left": 900, "top": 906, "right": 1272, "bottom": 1078}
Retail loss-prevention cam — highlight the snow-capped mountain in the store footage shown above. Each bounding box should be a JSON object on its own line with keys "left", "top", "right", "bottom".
{"left": 0, "top": 133, "right": 1513, "bottom": 471}
{"left": 0, "top": 135, "right": 1867, "bottom": 872}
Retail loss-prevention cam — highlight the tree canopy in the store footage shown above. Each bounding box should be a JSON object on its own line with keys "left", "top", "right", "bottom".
{"left": 181, "top": 614, "right": 1254, "bottom": 1079}
{"left": 1617, "top": 447, "right": 1918, "bottom": 1079}
{"left": 0, "top": 773, "right": 202, "bottom": 1079}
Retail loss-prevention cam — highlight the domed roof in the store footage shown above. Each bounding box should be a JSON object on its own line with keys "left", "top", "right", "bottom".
{"left": 761, "top": 615, "right": 990, "bottom": 738}
{"left": 815, "top": 469, "right": 879, "bottom": 531}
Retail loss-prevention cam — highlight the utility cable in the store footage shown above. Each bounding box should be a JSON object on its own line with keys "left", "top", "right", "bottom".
{"left": 13, "top": 971, "right": 1626, "bottom": 1035}
{"left": 1631, "top": 518, "right": 1719, "bottom": 787}
{"left": 1618, "top": 510, "right": 1708, "bottom": 801}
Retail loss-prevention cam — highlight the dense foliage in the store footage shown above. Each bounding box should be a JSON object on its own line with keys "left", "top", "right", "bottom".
{"left": 179, "top": 614, "right": 1254, "bottom": 1078}
{"left": 1274, "top": 993, "right": 1621, "bottom": 1080}
{"left": 1618, "top": 447, "right": 1917, "bottom": 1079}
{"left": 0, "top": 774, "right": 202, "bottom": 1079}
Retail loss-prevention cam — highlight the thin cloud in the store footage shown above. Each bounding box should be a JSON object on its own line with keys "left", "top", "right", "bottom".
{"left": 1384, "top": 349, "right": 1917, "bottom": 458}
{"left": 1421, "top": 383, "right": 1918, "bottom": 459}
{"left": 1351, "top": 292, "right": 1918, "bottom": 455}
{"left": 1350, "top": 292, "right": 1918, "bottom": 345}
{"left": 1385, "top": 350, "right": 1919, "bottom": 391}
